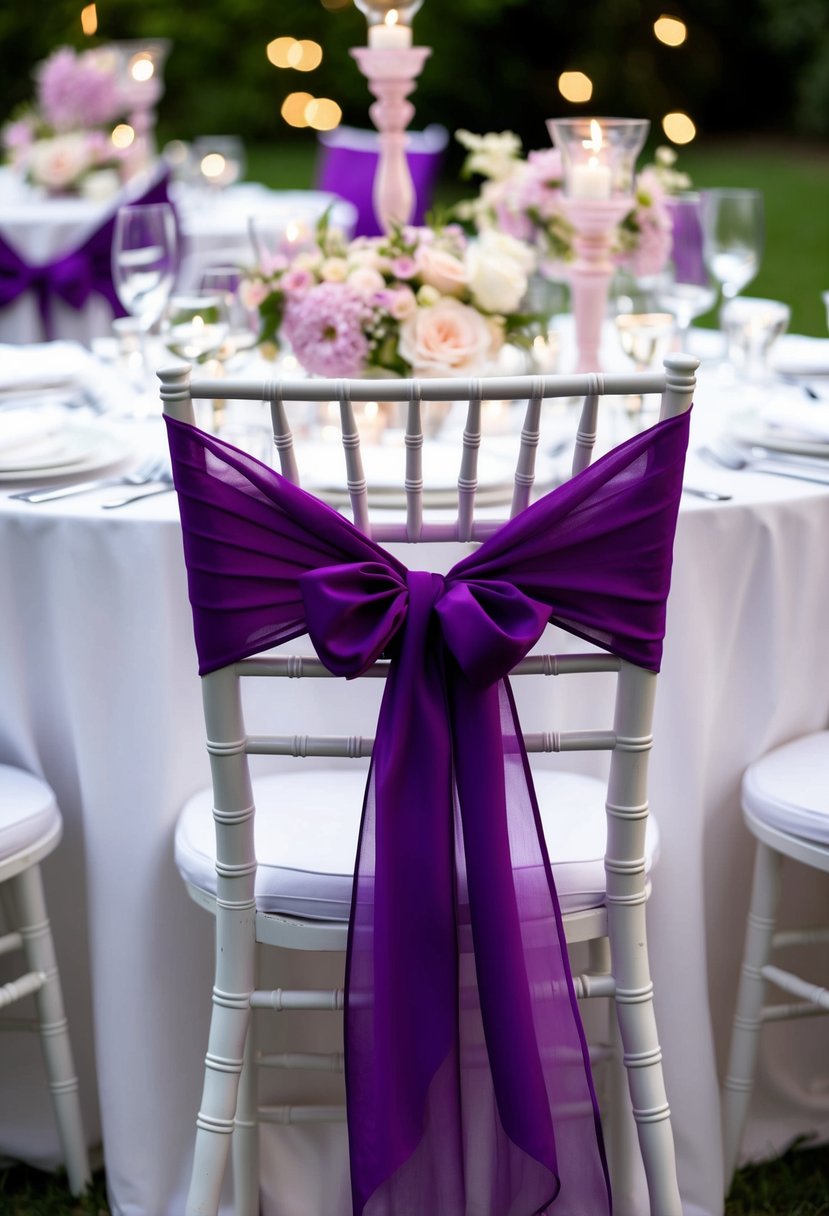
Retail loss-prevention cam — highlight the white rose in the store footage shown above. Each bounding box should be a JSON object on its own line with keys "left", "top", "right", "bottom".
{"left": 347, "top": 266, "right": 385, "bottom": 296}
{"left": 465, "top": 230, "right": 536, "bottom": 314}
{"left": 320, "top": 257, "right": 348, "bottom": 283}
{"left": 399, "top": 297, "right": 494, "bottom": 377}
{"left": 456, "top": 129, "right": 523, "bottom": 181}
{"left": 416, "top": 244, "right": 467, "bottom": 297}
{"left": 28, "top": 133, "right": 93, "bottom": 191}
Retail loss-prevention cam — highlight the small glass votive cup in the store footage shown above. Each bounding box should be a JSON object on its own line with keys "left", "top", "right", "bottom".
{"left": 721, "top": 296, "right": 791, "bottom": 382}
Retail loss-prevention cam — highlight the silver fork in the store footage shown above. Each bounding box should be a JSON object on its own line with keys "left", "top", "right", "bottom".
{"left": 699, "top": 440, "right": 829, "bottom": 486}
{"left": 10, "top": 456, "right": 171, "bottom": 504}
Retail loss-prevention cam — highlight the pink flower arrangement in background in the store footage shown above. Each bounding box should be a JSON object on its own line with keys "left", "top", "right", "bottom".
{"left": 455, "top": 131, "right": 690, "bottom": 281}
{"left": 243, "top": 216, "right": 539, "bottom": 379}
{"left": 2, "top": 46, "right": 130, "bottom": 196}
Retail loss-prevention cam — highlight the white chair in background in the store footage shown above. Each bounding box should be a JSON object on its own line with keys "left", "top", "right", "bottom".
{"left": 159, "top": 354, "right": 698, "bottom": 1216}
{"left": 0, "top": 764, "right": 90, "bottom": 1195}
{"left": 721, "top": 732, "right": 829, "bottom": 1188}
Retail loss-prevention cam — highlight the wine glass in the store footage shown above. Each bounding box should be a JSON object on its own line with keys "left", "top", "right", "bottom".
{"left": 615, "top": 310, "right": 675, "bottom": 433}
{"left": 161, "top": 293, "right": 230, "bottom": 365}
{"left": 654, "top": 194, "right": 718, "bottom": 347}
{"left": 701, "top": 188, "right": 764, "bottom": 305}
{"left": 111, "top": 202, "right": 178, "bottom": 410}
{"left": 112, "top": 203, "right": 177, "bottom": 343}
{"left": 199, "top": 265, "right": 259, "bottom": 364}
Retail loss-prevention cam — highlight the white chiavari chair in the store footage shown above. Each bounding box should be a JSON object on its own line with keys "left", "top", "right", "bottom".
{"left": 160, "top": 353, "right": 698, "bottom": 1216}
{"left": 722, "top": 733, "right": 829, "bottom": 1189}
{"left": 0, "top": 764, "right": 90, "bottom": 1195}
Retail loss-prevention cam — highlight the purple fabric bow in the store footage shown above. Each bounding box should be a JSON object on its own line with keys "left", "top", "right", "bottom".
{"left": 165, "top": 407, "right": 691, "bottom": 1216}
{"left": 0, "top": 170, "right": 172, "bottom": 339}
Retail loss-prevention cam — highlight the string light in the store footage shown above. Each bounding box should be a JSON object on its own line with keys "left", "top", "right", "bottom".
{"left": 305, "top": 97, "right": 342, "bottom": 131}
{"left": 281, "top": 92, "right": 314, "bottom": 127}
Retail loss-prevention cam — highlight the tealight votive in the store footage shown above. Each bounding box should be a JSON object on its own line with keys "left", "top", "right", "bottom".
{"left": 547, "top": 117, "right": 649, "bottom": 199}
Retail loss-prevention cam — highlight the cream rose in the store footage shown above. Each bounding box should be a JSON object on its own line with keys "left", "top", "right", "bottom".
{"left": 28, "top": 133, "right": 93, "bottom": 191}
{"left": 347, "top": 266, "right": 385, "bottom": 296}
{"left": 399, "top": 297, "right": 494, "bottom": 377}
{"left": 415, "top": 244, "right": 467, "bottom": 297}
{"left": 465, "top": 230, "right": 536, "bottom": 314}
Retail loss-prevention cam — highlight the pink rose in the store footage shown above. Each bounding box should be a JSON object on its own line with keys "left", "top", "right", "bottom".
{"left": 388, "top": 286, "right": 417, "bottom": 320}
{"left": 399, "top": 297, "right": 495, "bottom": 377}
{"left": 415, "top": 244, "right": 467, "bottom": 296}
{"left": 239, "top": 278, "right": 269, "bottom": 311}
{"left": 281, "top": 268, "right": 313, "bottom": 295}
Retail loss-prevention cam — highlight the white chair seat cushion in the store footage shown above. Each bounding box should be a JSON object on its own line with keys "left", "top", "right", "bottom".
{"left": 175, "top": 767, "right": 660, "bottom": 922}
{"left": 0, "top": 763, "right": 62, "bottom": 863}
{"left": 742, "top": 730, "right": 829, "bottom": 845}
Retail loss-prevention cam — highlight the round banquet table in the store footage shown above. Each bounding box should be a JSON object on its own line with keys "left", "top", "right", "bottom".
{"left": 0, "top": 345, "right": 828, "bottom": 1216}
{"left": 0, "top": 169, "right": 356, "bottom": 348}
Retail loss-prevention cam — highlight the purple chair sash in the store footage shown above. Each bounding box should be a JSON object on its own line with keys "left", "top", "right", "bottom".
{"left": 0, "top": 170, "right": 172, "bottom": 340}
{"left": 165, "top": 407, "right": 691, "bottom": 1215}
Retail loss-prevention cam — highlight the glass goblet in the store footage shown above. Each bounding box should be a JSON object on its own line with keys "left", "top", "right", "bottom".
{"left": 701, "top": 188, "right": 764, "bottom": 305}
{"left": 199, "top": 265, "right": 259, "bottom": 365}
{"left": 615, "top": 311, "right": 675, "bottom": 432}
{"left": 655, "top": 194, "right": 718, "bottom": 347}
{"left": 112, "top": 202, "right": 178, "bottom": 411}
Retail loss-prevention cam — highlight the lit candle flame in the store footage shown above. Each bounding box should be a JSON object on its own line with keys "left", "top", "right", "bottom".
{"left": 385, "top": 8, "right": 399, "bottom": 26}
{"left": 589, "top": 119, "right": 603, "bottom": 153}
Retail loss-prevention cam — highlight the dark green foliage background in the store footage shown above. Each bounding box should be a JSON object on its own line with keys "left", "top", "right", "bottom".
{"left": 1, "top": 0, "right": 828, "bottom": 156}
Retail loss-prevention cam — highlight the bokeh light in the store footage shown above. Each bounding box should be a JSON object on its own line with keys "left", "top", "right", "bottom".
{"left": 281, "top": 91, "right": 314, "bottom": 127}
{"left": 305, "top": 97, "right": 342, "bottom": 131}
{"left": 558, "top": 71, "right": 593, "bottom": 103}
{"left": 654, "top": 15, "right": 687, "bottom": 46}
{"left": 662, "top": 111, "right": 696, "bottom": 143}
{"left": 200, "top": 152, "right": 227, "bottom": 180}
{"left": 129, "top": 54, "right": 155, "bottom": 82}
{"left": 267, "top": 37, "right": 322, "bottom": 71}
{"left": 80, "top": 4, "right": 97, "bottom": 36}
{"left": 111, "top": 124, "right": 135, "bottom": 149}
{"left": 267, "top": 37, "right": 297, "bottom": 68}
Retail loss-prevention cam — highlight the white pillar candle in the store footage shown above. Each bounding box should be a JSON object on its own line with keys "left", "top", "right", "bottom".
{"left": 368, "top": 10, "right": 413, "bottom": 49}
{"left": 570, "top": 158, "right": 613, "bottom": 200}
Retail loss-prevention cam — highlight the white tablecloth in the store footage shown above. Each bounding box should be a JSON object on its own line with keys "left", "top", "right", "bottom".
{"left": 0, "top": 170, "right": 356, "bottom": 347}
{"left": 1, "top": 345, "right": 828, "bottom": 1216}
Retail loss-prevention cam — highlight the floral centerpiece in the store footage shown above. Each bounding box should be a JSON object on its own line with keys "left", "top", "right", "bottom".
{"left": 241, "top": 216, "right": 540, "bottom": 379}
{"left": 2, "top": 47, "right": 131, "bottom": 197}
{"left": 454, "top": 130, "right": 691, "bottom": 281}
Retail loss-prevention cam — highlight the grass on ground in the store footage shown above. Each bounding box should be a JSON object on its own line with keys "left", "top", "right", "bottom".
{"left": 2, "top": 1139, "right": 829, "bottom": 1214}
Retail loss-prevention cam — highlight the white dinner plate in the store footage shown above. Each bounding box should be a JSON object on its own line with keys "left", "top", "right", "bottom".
{"left": 296, "top": 439, "right": 528, "bottom": 509}
{"left": 726, "top": 410, "right": 829, "bottom": 460}
{"left": 0, "top": 424, "right": 132, "bottom": 485}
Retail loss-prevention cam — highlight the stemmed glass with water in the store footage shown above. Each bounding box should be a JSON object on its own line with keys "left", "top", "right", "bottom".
{"left": 701, "top": 188, "right": 764, "bottom": 311}
{"left": 654, "top": 194, "right": 718, "bottom": 346}
{"left": 112, "top": 202, "right": 178, "bottom": 395}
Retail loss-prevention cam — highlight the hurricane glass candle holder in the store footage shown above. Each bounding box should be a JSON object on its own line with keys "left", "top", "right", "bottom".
{"left": 547, "top": 117, "right": 649, "bottom": 372}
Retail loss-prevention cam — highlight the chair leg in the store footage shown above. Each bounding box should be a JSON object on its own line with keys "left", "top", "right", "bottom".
{"left": 611, "top": 903, "right": 682, "bottom": 1216}
{"left": 11, "top": 865, "right": 91, "bottom": 1196}
{"left": 186, "top": 904, "right": 256, "bottom": 1216}
{"left": 721, "top": 841, "right": 781, "bottom": 1190}
{"left": 232, "top": 1010, "right": 260, "bottom": 1215}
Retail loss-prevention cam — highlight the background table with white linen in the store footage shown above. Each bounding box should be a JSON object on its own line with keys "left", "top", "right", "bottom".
{"left": 0, "top": 341, "right": 828, "bottom": 1216}
{"left": 0, "top": 170, "right": 356, "bottom": 347}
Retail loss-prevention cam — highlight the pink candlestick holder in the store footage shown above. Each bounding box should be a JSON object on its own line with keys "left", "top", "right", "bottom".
{"left": 562, "top": 196, "right": 631, "bottom": 373}
{"left": 350, "top": 46, "right": 431, "bottom": 233}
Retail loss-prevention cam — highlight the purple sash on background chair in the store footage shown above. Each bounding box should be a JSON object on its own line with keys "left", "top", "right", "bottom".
{"left": 0, "top": 170, "right": 172, "bottom": 340}
{"left": 165, "top": 407, "right": 691, "bottom": 1216}
{"left": 316, "top": 124, "right": 448, "bottom": 237}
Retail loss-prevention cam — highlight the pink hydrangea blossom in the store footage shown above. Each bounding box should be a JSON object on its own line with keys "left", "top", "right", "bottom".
{"left": 36, "top": 48, "right": 123, "bottom": 132}
{"left": 282, "top": 283, "right": 371, "bottom": 378}
{"left": 281, "top": 267, "right": 314, "bottom": 295}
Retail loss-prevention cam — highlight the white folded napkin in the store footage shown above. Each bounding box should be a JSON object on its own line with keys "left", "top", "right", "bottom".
{"left": 770, "top": 335, "right": 829, "bottom": 378}
{"left": 761, "top": 395, "right": 829, "bottom": 441}
{"left": 0, "top": 341, "right": 91, "bottom": 393}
